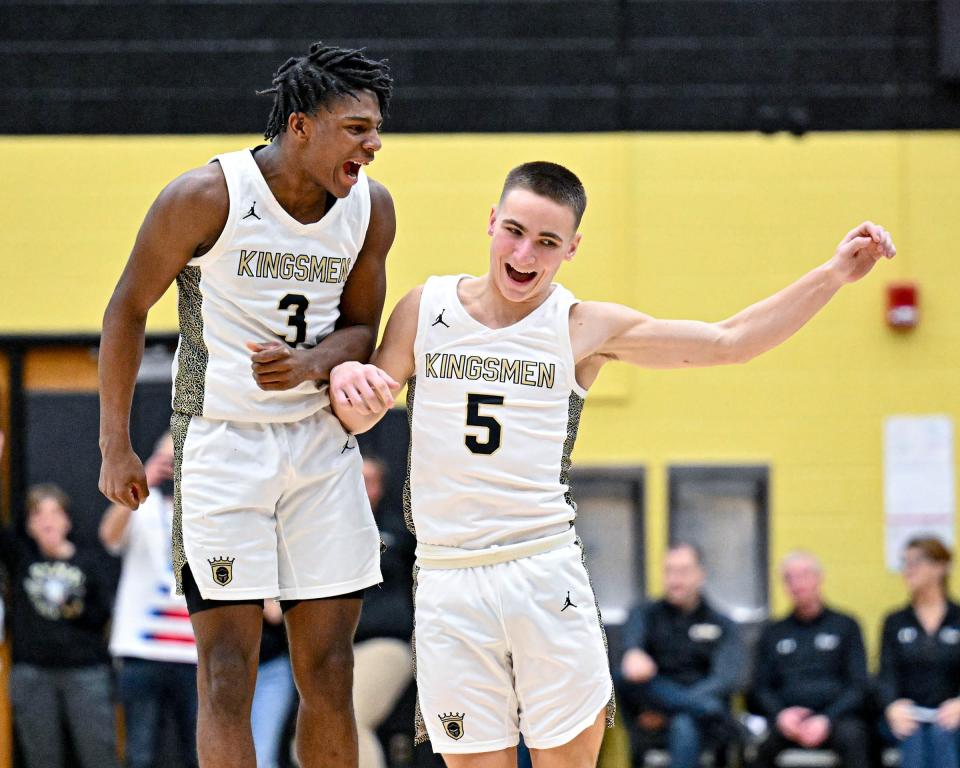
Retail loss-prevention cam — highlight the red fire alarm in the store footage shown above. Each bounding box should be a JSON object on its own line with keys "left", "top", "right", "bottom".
{"left": 886, "top": 282, "right": 919, "bottom": 329}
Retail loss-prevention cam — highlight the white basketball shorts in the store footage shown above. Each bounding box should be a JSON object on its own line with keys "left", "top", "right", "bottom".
{"left": 414, "top": 541, "right": 613, "bottom": 753}
{"left": 178, "top": 407, "right": 382, "bottom": 600}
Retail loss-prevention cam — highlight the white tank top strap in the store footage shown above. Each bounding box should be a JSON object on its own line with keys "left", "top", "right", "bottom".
{"left": 551, "top": 286, "right": 586, "bottom": 397}
{"left": 185, "top": 150, "right": 246, "bottom": 267}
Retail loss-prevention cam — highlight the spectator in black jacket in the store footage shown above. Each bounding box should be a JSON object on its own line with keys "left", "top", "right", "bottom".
{"left": 877, "top": 536, "right": 960, "bottom": 768}
{"left": 750, "top": 551, "right": 869, "bottom": 767}
{"left": 615, "top": 542, "right": 745, "bottom": 768}
{"left": 354, "top": 455, "right": 415, "bottom": 768}
{"left": 1, "top": 482, "right": 119, "bottom": 768}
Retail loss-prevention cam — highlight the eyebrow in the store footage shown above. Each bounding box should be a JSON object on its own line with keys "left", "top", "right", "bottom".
{"left": 502, "top": 218, "right": 562, "bottom": 241}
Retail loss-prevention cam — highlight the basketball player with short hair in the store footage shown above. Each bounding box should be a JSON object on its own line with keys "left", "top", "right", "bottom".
{"left": 99, "top": 43, "right": 395, "bottom": 768}
{"left": 328, "top": 161, "right": 895, "bottom": 768}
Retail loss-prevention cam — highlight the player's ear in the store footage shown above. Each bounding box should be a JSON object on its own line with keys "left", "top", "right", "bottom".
{"left": 287, "top": 111, "right": 310, "bottom": 140}
{"left": 487, "top": 206, "right": 497, "bottom": 236}
{"left": 565, "top": 232, "right": 582, "bottom": 262}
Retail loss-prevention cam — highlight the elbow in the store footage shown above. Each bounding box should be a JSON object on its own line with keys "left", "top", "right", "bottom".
{"left": 103, "top": 291, "right": 148, "bottom": 331}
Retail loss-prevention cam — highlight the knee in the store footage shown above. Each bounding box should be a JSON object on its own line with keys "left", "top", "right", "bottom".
{"left": 198, "top": 646, "right": 257, "bottom": 717}
{"left": 292, "top": 639, "right": 355, "bottom": 707}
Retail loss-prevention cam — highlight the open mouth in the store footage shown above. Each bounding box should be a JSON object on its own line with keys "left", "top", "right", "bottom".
{"left": 505, "top": 263, "right": 537, "bottom": 284}
{"left": 343, "top": 161, "right": 362, "bottom": 179}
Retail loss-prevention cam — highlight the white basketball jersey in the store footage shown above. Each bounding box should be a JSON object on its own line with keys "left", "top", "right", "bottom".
{"left": 171, "top": 148, "right": 371, "bottom": 422}
{"left": 405, "top": 274, "right": 587, "bottom": 549}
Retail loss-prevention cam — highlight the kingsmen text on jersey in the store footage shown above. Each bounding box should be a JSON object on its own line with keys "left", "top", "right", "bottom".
{"left": 407, "top": 274, "right": 587, "bottom": 549}
{"left": 172, "top": 148, "right": 371, "bottom": 422}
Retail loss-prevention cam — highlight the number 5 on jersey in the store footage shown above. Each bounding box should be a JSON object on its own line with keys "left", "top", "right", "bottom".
{"left": 465, "top": 394, "right": 504, "bottom": 455}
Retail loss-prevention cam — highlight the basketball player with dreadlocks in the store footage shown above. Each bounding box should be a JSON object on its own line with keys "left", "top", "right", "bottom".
{"left": 99, "top": 43, "right": 394, "bottom": 767}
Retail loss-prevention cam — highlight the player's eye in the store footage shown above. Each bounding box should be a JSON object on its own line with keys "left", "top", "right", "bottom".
{"left": 540, "top": 240, "right": 559, "bottom": 248}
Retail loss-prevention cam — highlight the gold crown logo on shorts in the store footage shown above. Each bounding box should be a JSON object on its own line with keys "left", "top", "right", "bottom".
{"left": 438, "top": 712, "right": 465, "bottom": 740}
{"left": 208, "top": 556, "right": 235, "bottom": 587}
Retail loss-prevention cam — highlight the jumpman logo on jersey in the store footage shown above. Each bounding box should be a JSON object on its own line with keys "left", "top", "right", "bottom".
{"left": 341, "top": 436, "right": 356, "bottom": 454}
{"left": 242, "top": 201, "right": 261, "bottom": 220}
{"left": 432, "top": 309, "right": 450, "bottom": 328}
{"left": 561, "top": 591, "right": 577, "bottom": 612}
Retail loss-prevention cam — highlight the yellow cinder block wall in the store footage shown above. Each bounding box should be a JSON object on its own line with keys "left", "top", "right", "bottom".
{"left": 2, "top": 132, "right": 959, "bottom": 659}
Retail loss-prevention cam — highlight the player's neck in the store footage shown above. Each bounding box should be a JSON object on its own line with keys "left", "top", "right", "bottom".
{"left": 253, "top": 142, "right": 333, "bottom": 224}
{"left": 460, "top": 275, "right": 552, "bottom": 330}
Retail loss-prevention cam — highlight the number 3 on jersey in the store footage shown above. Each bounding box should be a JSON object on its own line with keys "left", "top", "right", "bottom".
{"left": 465, "top": 393, "right": 504, "bottom": 455}
{"left": 278, "top": 293, "right": 309, "bottom": 347}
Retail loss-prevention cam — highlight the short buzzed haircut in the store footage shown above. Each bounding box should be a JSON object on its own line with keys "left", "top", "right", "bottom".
{"left": 499, "top": 161, "right": 588, "bottom": 229}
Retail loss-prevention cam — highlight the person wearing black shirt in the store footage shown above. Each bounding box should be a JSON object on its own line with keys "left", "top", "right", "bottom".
{"left": 615, "top": 542, "right": 745, "bottom": 768}
{"left": 1, "top": 483, "right": 118, "bottom": 768}
{"left": 354, "top": 455, "right": 415, "bottom": 768}
{"left": 750, "top": 551, "right": 869, "bottom": 767}
{"left": 877, "top": 536, "right": 960, "bottom": 768}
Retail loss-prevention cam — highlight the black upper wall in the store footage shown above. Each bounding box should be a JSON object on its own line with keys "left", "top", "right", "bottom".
{"left": 3, "top": 0, "right": 959, "bottom": 134}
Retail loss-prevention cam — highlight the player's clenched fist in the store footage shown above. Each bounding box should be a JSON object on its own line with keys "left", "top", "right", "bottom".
{"left": 99, "top": 445, "right": 149, "bottom": 509}
{"left": 828, "top": 221, "right": 896, "bottom": 284}
{"left": 246, "top": 340, "right": 316, "bottom": 391}
{"left": 330, "top": 361, "right": 400, "bottom": 417}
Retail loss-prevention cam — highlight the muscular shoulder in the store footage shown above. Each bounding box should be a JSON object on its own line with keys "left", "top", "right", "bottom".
{"left": 159, "top": 162, "right": 228, "bottom": 216}
{"left": 570, "top": 301, "right": 648, "bottom": 356}
{"left": 368, "top": 177, "right": 393, "bottom": 209}
{"left": 360, "top": 177, "right": 396, "bottom": 256}
{"left": 367, "top": 178, "right": 395, "bottom": 230}
{"left": 394, "top": 284, "right": 424, "bottom": 322}
{"left": 152, "top": 162, "right": 229, "bottom": 249}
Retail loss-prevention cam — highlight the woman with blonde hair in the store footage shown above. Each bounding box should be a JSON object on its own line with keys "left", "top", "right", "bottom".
{"left": 878, "top": 536, "right": 960, "bottom": 768}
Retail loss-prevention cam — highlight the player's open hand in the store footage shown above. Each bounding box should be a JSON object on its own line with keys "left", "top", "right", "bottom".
{"left": 246, "top": 340, "right": 314, "bottom": 391}
{"left": 330, "top": 361, "right": 401, "bottom": 416}
{"left": 99, "top": 446, "right": 149, "bottom": 509}
{"left": 828, "top": 221, "right": 896, "bottom": 284}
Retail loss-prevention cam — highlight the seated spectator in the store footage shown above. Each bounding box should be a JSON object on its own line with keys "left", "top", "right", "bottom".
{"left": 0, "top": 481, "right": 118, "bottom": 768}
{"left": 100, "top": 431, "right": 199, "bottom": 768}
{"left": 354, "top": 455, "right": 414, "bottom": 768}
{"left": 750, "top": 551, "right": 869, "bottom": 767}
{"left": 878, "top": 536, "right": 960, "bottom": 768}
{"left": 615, "top": 542, "right": 745, "bottom": 768}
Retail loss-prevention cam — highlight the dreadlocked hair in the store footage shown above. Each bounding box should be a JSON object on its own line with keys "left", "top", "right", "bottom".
{"left": 259, "top": 42, "right": 393, "bottom": 141}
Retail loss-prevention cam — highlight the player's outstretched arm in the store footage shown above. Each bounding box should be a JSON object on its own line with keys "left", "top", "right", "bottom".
{"left": 329, "top": 285, "right": 421, "bottom": 434}
{"left": 247, "top": 180, "right": 397, "bottom": 391}
{"left": 576, "top": 222, "right": 895, "bottom": 377}
{"left": 99, "top": 166, "right": 228, "bottom": 509}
